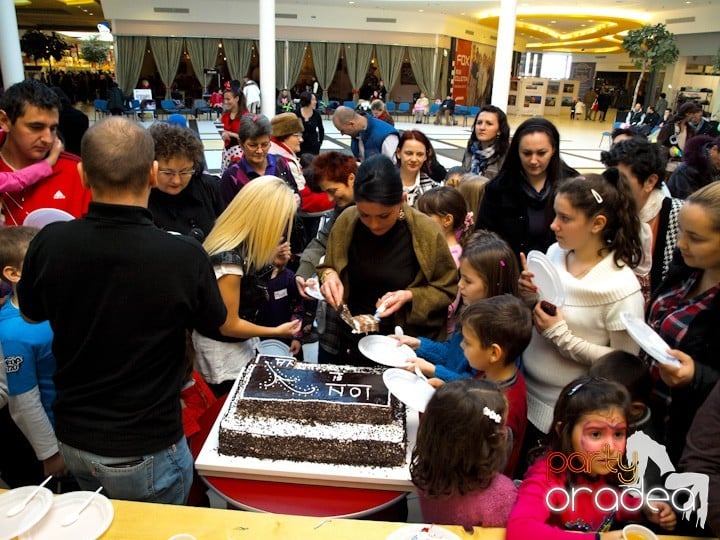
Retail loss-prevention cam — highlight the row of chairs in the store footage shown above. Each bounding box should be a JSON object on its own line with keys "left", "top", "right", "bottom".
{"left": 93, "top": 98, "right": 206, "bottom": 121}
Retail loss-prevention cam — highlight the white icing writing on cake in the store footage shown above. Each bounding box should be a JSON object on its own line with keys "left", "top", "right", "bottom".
{"left": 262, "top": 363, "right": 319, "bottom": 396}
{"left": 326, "top": 383, "right": 373, "bottom": 401}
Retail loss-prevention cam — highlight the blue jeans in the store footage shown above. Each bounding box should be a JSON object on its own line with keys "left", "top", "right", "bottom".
{"left": 59, "top": 437, "right": 192, "bottom": 505}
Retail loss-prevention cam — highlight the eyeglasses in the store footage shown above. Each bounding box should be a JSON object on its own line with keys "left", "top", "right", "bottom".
{"left": 158, "top": 169, "right": 194, "bottom": 180}
{"left": 244, "top": 141, "right": 271, "bottom": 151}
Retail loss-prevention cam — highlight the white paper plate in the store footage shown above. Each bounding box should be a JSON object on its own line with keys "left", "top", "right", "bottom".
{"left": 358, "top": 335, "right": 417, "bottom": 367}
{"left": 382, "top": 368, "right": 435, "bottom": 413}
{"left": 386, "top": 524, "right": 461, "bottom": 540}
{"left": 527, "top": 250, "right": 565, "bottom": 307}
{"left": 0, "top": 486, "right": 53, "bottom": 540}
{"left": 20, "top": 491, "right": 114, "bottom": 540}
{"left": 620, "top": 312, "right": 681, "bottom": 367}
{"left": 23, "top": 208, "right": 74, "bottom": 229}
{"left": 256, "top": 339, "right": 292, "bottom": 357}
{"left": 304, "top": 280, "right": 324, "bottom": 300}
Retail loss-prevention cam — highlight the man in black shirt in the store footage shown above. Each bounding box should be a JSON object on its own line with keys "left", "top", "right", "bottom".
{"left": 18, "top": 117, "right": 227, "bottom": 504}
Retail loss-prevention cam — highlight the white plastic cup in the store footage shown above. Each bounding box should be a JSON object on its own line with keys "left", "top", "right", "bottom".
{"left": 622, "top": 524, "right": 658, "bottom": 540}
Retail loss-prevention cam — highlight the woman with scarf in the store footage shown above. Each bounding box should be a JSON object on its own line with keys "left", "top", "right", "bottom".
{"left": 462, "top": 105, "right": 510, "bottom": 180}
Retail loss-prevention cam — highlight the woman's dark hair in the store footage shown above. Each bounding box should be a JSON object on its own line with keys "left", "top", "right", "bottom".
{"left": 556, "top": 173, "right": 642, "bottom": 268}
{"left": 416, "top": 186, "right": 471, "bottom": 244}
{"left": 499, "top": 117, "right": 577, "bottom": 185}
{"left": 308, "top": 151, "right": 357, "bottom": 192}
{"left": 545, "top": 376, "right": 631, "bottom": 461}
{"left": 299, "top": 91, "right": 314, "bottom": 107}
{"left": 148, "top": 123, "right": 204, "bottom": 170}
{"left": 411, "top": 379, "right": 507, "bottom": 497}
{"left": 682, "top": 135, "right": 715, "bottom": 179}
{"left": 397, "top": 130, "right": 435, "bottom": 174}
{"left": 461, "top": 231, "right": 519, "bottom": 297}
{"left": 466, "top": 105, "right": 511, "bottom": 159}
{"left": 601, "top": 137, "right": 667, "bottom": 189}
{"left": 222, "top": 86, "right": 247, "bottom": 113}
{"left": 354, "top": 154, "right": 403, "bottom": 206}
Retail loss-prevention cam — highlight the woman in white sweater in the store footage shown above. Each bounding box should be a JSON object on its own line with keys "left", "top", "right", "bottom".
{"left": 519, "top": 174, "right": 645, "bottom": 440}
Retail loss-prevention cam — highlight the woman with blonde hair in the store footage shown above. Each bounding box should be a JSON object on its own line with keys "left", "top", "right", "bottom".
{"left": 193, "top": 176, "right": 302, "bottom": 396}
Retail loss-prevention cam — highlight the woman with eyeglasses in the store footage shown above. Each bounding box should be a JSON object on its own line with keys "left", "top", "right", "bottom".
{"left": 148, "top": 123, "right": 223, "bottom": 241}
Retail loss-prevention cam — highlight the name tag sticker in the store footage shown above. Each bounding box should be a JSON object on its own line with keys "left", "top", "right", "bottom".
{"left": 274, "top": 288, "right": 288, "bottom": 300}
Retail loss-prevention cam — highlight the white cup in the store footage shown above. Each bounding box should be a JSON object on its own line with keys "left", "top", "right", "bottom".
{"left": 622, "top": 524, "right": 658, "bottom": 540}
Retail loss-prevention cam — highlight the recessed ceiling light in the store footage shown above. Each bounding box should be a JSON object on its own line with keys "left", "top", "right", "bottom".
{"left": 14, "top": 0, "right": 32, "bottom": 5}
{"left": 550, "top": 20, "right": 557, "bottom": 23}
{"left": 418, "top": 9, "right": 424, "bottom": 12}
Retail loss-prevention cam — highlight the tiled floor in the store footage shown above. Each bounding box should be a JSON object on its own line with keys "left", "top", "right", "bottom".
{"left": 187, "top": 110, "right": 620, "bottom": 177}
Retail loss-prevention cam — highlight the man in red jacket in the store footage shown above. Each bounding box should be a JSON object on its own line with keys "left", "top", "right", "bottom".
{"left": 0, "top": 80, "right": 91, "bottom": 225}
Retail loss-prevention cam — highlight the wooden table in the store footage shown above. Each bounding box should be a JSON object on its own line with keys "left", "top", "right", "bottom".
{"left": 88, "top": 499, "right": 720, "bottom": 540}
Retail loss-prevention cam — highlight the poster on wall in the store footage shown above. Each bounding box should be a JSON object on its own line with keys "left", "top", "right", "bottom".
{"left": 451, "top": 39, "right": 496, "bottom": 106}
{"left": 570, "top": 62, "right": 596, "bottom": 100}
{"left": 521, "top": 80, "right": 545, "bottom": 116}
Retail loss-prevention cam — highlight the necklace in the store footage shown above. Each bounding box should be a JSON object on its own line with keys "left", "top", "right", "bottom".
{"left": 566, "top": 250, "right": 602, "bottom": 279}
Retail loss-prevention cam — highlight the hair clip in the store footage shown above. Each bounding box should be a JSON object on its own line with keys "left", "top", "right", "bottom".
{"left": 567, "top": 382, "right": 584, "bottom": 396}
{"left": 483, "top": 406, "right": 501, "bottom": 424}
{"left": 590, "top": 188, "right": 603, "bottom": 204}
{"left": 463, "top": 211, "right": 475, "bottom": 232}
{"left": 499, "top": 259, "right": 506, "bottom": 267}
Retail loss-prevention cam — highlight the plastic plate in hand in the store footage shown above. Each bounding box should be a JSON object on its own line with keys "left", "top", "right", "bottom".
{"left": 358, "top": 335, "right": 416, "bottom": 367}
{"left": 23, "top": 208, "right": 74, "bottom": 229}
{"left": 526, "top": 250, "right": 565, "bottom": 306}
{"left": 620, "top": 312, "right": 681, "bottom": 367}
{"left": 382, "top": 368, "right": 435, "bottom": 412}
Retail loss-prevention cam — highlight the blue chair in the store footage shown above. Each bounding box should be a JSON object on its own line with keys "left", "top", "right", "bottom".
{"left": 396, "top": 102, "right": 411, "bottom": 120}
{"left": 160, "top": 99, "right": 191, "bottom": 118}
{"left": 123, "top": 99, "right": 141, "bottom": 120}
{"left": 343, "top": 100, "right": 355, "bottom": 109}
{"left": 600, "top": 121, "right": 624, "bottom": 148}
{"left": 192, "top": 99, "right": 213, "bottom": 119}
{"left": 385, "top": 101, "right": 396, "bottom": 113}
{"left": 454, "top": 104, "right": 468, "bottom": 125}
{"left": 424, "top": 103, "right": 440, "bottom": 123}
{"left": 93, "top": 99, "right": 108, "bottom": 120}
{"left": 464, "top": 106, "right": 480, "bottom": 127}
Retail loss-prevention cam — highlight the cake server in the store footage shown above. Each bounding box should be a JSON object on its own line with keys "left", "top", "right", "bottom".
{"left": 6, "top": 475, "right": 52, "bottom": 517}
{"left": 338, "top": 303, "right": 356, "bottom": 329}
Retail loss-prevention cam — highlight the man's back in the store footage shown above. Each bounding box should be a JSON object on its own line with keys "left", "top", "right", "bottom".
{"left": 18, "top": 205, "right": 226, "bottom": 456}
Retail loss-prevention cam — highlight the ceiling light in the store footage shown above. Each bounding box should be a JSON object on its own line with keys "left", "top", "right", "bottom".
{"left": 418, "top": 9, "right": 424, "bottom": 12}
{"left": 14, "top": 0, "right": 32, "bottom": 5}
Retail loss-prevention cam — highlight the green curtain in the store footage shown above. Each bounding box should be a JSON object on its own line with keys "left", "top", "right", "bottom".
{"left": 115, "top": 36, "right": 147, "bottom": 95}
{"left": 407, "top": 46, "right": 435, "bottom": 98}
{"left": 275, "top": 41, "right": 286, "bottom": 89}
{"left": 186, "top": 38, "right": 220, "bottom": 92}
{"left": 375, "top": 45, "right": 405, "bottom": 101}
{"left": 435, "top": 49, "right": 449, "bottom": 99}
{"left": 344, "top": 43, "right": 374, "bottom": 100}
{"left": 287, "top": 42, "right": 307, "bottom": 92}
{"left": 310, "top": 42, "right": 341, "bottom": 104}
{"left": 149, "top": 37, "right": 184, "bottom": 99}
{"left": 223, "top": 38, "right": 254, "bottom": 82}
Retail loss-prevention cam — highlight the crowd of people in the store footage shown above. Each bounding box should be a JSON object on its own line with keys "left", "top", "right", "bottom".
{"left": 1, "top": 76, "right": 720, "bottom": 539}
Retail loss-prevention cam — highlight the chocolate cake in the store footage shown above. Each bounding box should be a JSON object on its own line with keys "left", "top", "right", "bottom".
{"left": 218, "top": 355, "right": 407, "bottom": 468}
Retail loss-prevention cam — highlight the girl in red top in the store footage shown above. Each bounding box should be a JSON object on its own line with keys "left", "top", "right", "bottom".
{"left": 507, "top": 377, "right": 677, "bottom": 539}
{"left": 220, "top": 87, "right": 247, "bottom": 172}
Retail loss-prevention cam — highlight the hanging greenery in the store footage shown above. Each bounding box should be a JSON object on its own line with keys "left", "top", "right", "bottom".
{"left": 622, "top": 24, "right": 679, "bottom": 107}
{"left": 80, "top": 36, "right": 111, "bottom": 68}
{"left": 20, "top": 29, "right": 71, "bottom": 66}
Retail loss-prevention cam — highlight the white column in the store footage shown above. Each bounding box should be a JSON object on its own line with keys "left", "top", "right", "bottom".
{"left": 259, "top": 0, "right": 276, "bottom": 119}
{"left": 0, "top": 0, "right": 25, "bottom": 86}
{"left": 491, "top": 0, "right": 517, "bottom": 110}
